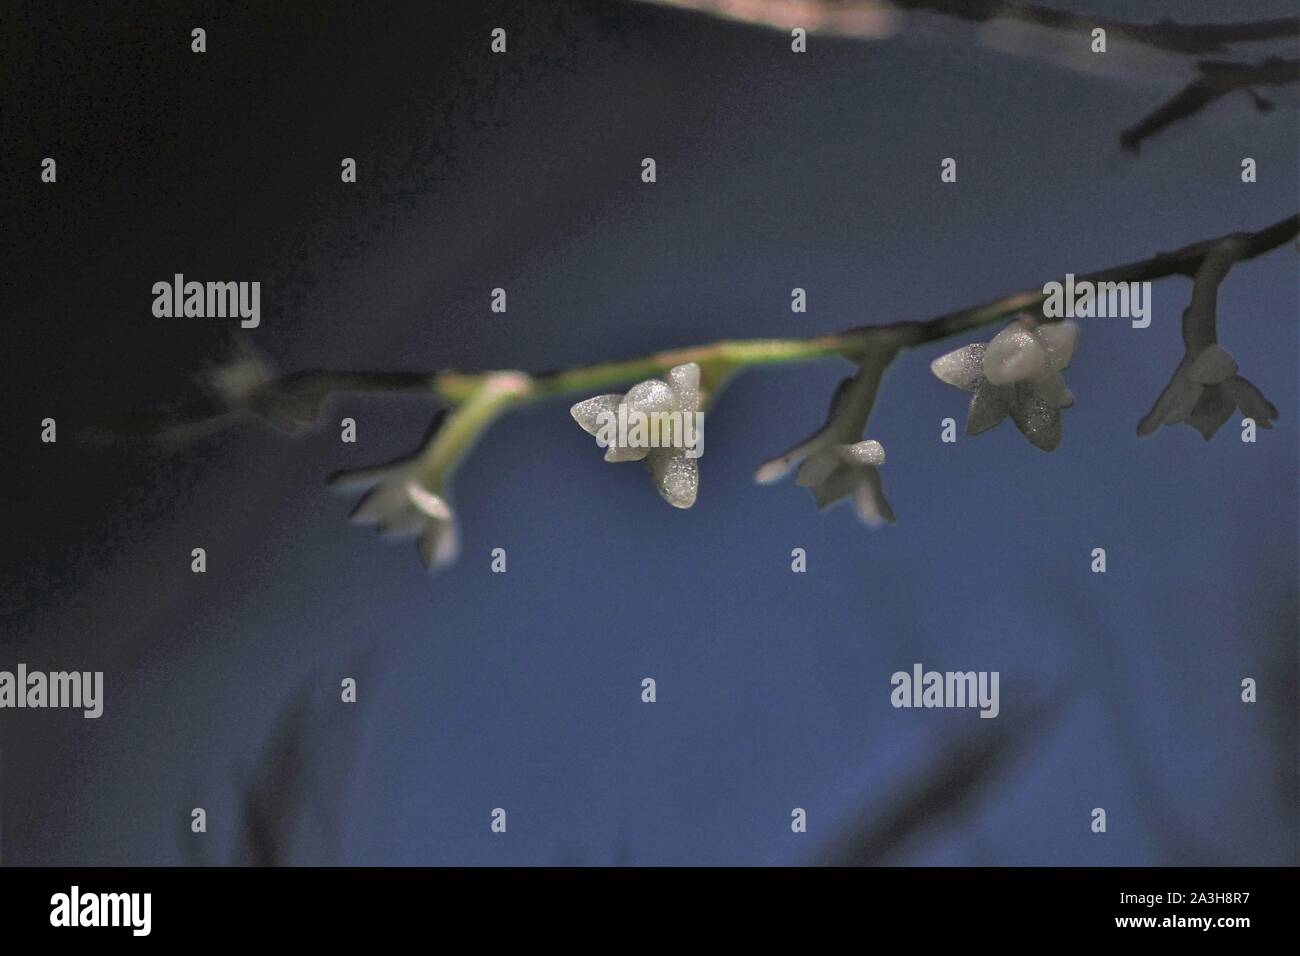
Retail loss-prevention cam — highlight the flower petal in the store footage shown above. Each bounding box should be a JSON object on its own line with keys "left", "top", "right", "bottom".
{"left": 405, "top": 481, "right": 453, "bottom": 521}
{"left": 1034, "top": 320, "right": 1078, "bottom": 371}
{"left": 1138, "top": 369, "right": 1194, "bottom": 436}
{"left": 1162, "top": 378, "right": 1205, "bottom": 426}
{"left": 604, "top": 443, "right": 649, "bottom": 463}
{"left": 930, "top": 343, "right": 987, "bottom": 392}
{"left": 984, "top": 321, "right": 1050, "bottom": 386}
{"left": 349, "top": 482, "right": 407, "bottom": 527}
{"left": 1222, "top": 374, "right": 1278, "bottom": 427}
{"left": 1186, "top": 344, "right": 1238, "bottom": 385}
{"left": 1010, "top": 382, "right": 1062, "bottom": 451}
{"left": 811, "top": 463, "right": 861, "bottom": 508}
{"left": 649, "top": 451, "right": 698, "bottom": 508}
{"left": 838, "top": 440, "right": 886, "bottom": 467}
{"left": 852, "top": 466, "right": 895, "bottom": 526}
{"left": 569, "top": 394, "right": 623, "bottom": 437}
{"left": 1031, "top": 371, "right": 1075, "bottom": 410}
{"left": 755, "top": 456, "right": 797, "bottom": 484}
{"left": 417, "top": 519, "right": 459, "bottom": 571}
{"left": 667, "top": 362, "right": 701, "bottom": 413}
{"left": 967, "top": 383, "right": 1012, "bottom": 434}
{"left": 1184, "top": 384, "right": 1234, "bottom": 440}
{"left": 796, "top": 448, "right": 840, "bottom": 487}
{"left": 623, "top": 379, "right": 676, "bottom": 416}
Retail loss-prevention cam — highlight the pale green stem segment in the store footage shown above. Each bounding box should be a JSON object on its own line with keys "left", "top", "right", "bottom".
{"left": 414, "top": 371, "right": 534, "bottom": 488}
{"left": 422, "top": 333, "right": 879, "bottom": 482}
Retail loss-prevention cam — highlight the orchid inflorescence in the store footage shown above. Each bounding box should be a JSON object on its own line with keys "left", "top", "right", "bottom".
{"left": 336, "top": 236, "right": 1278, "bottom": 571}
{"left": 111, "top": 220, "right": 1292, "bottom": 573}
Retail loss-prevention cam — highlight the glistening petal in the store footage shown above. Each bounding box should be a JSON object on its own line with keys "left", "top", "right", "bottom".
{"left": 667, "top": 362, "right": 701, "bottom": 413}
{"left": 569, "top": 394, "right": 623, "bottom": 437}
{"left": 1035, "top": 320, "right": 1078, "bottom": 371}
{"left": 930, "top": 343, "right": 987, "bottom": 392}
{"left": 623, "top": 379, "right": 676, "bottom": 416}
{"left": 1010, "top": 382, "right": 1062, "bottom": 452}
{"left": 1031, "top": 371, "right": 1075, "bottom": 410}
{"left": 649, "top": 451, "right": 698, "bottom": 508}
{"left": 984, "top": 321, "right": 1050, "bottom": 386}
{"left": 838, "top": 440, "right": 886, "bottom": 467}
{"left": 967, "top": 384, "right": 1012, "bottom": 434}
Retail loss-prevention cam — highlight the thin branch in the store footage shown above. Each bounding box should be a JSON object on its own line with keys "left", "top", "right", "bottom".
{"left": 637, "top": 0, "right": 1299, "bottom": 56}
{"left": 114, "top": 213, "right": 1300, "bottom": 423}
{"left": 432, "top": 211, "right": 1299, "bottom": 407}
{"left": 638, "top": 1, "right": 1300, "bottom": 152}
{"left": 94, "top": 214, "right": 1298, "bottom": 507}
{"left": 1121, "top": 57, "right": 1300, "bottom": 152}
{"left": 889, "top": 1, "right": 1298, "bottom": 56}
{"left": 893, "top": 212, "right": 1299, "bottom": 347}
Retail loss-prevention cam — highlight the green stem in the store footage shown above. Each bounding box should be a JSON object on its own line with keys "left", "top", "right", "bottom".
{"left": 415, "top": 371, "right": 533, "bottom": 485}
{"left": 411, "top": 213, "right": 1297, "bottom": 483}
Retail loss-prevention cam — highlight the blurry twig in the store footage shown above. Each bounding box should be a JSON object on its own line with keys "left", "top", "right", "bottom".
{"left": 181, "top": 664, "right": 369, "bottom": 866}
{"left": 637, "top": 0, "right": 1299, "bottom": 149}
{"left": 820, "top": 682, "right": 1068, "bottom": 865}
{"left": 1121, "top": 57, "right": 1300, "bottom": 152}
{"left": 636, "top": 0, "right": 1297, "bottom": 55}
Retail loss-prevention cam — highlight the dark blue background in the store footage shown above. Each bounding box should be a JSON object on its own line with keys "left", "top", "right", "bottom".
{"left": 3, "top": 0, "right": 1295, "bottom": 865}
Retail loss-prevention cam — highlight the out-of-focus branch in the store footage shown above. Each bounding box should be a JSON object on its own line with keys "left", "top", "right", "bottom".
{"left": 888, "top": 1, "right": 1297, "bottom": 55}
{"left": 636, "top": 0, "right": 1298, "bottom": 56}
{"left": 1121, "top": 57, "right": 1300, "bottom": 152}
{"left": 637, "top": 0, "right": 1300, "bottom": 150}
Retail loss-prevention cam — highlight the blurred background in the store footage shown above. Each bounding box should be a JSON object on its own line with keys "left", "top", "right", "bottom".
{"left": 2, "top": 0, "right": 1295, "bottom": 865}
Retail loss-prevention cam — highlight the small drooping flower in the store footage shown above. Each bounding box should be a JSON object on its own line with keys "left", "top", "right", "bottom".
{"left": 1137, "top": 343, "right": 1277, "bottom": 440}
{"left": 570, "top": 362, "right": 702, "bottom": 509}
{"left": 1136, "top": 235, "right": 1277, "bottom": 441}
{"left": 330, "top": 451, "right": 459, "bottom": 571}
{"left": 930, "top": 317, "right": 1078, "bottom": 452}
{"left": 794, "top": 438, "right": 893, "bottom": 525}
{"left": 755, "top": 359, "right": 894, "bottom": 526}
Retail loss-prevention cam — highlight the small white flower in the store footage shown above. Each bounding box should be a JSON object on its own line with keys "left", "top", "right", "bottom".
{"left": 754, "top": 367, "right": 893, "bottom": 527}
{"left": 1137, "top": 343, "right": 1278, "bottom": 440}
{"left": 793, "top": 440, "right": 893, "bottom": 526}
{"left": 930, "top": 317, "right": 1078, "bottom": 452}
{"left": 330, "top": 457, "right": 459, "bottom": 571}
{"left": 570, "top": 362, "right": 701, "bottom": 509}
